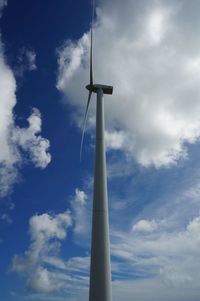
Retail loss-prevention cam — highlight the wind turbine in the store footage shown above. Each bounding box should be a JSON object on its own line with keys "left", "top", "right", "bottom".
{"left": 80, "top": 1, "right": 113, "bottom": 301}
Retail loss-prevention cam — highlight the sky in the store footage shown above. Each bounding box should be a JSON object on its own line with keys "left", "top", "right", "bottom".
{"left": 0, "top": 0, "right": 200, "bottom": 300}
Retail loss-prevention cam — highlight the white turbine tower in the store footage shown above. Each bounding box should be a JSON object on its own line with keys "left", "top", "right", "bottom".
{"left": 80, "top": 1, "right": 113, "bottom": 301}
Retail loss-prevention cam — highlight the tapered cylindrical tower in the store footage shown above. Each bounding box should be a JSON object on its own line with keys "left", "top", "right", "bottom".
{"left": 89, "top": 88, "right": 112, "bottom": 301}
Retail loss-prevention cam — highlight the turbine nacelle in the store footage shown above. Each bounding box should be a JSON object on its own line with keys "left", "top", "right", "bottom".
{"left": 86, "top": 84, "right": 113, "bottom": 95}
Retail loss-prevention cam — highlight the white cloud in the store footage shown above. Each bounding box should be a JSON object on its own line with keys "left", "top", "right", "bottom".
{"left": 147, "top": 8, "right": 170, "bottom": 45}
{"left": 0, "top": 213, "right": 12, "bottom": 224}
{"left": 112, "top": 276, "right": 200, "bottom": 301}
{"left": 0, "top": 0, "right": 6, "bottom": 15}
{"left": 12, "top": 211, "right": 72, "bottom": 292}
{"left": 29, "top": 211, "right": 72, "bottom": 241}
{"left": 0, "top": 166, "right": 18, "bottom": 198}
{"left": 11, "top": 190, "right": 91, "bottom": 296}
{"left": 105, "top": 130, "right": 126, "bottom": 150}
{"left": 110, "top": 213, "right": 200, "bottom": 300}
{"left": 74, "top": 188, "right": 87, "bottom": 205}
{"left": 57, "top": 34, "right": 89, "bottom": 90}
{"left": 25, "top": 49, "right": 37, "bottom": 71}
{"left": 11, "top": 178, "right": 200, "bottom": 300}
{"left": 187, "top": 215, "right": 200, "bottom": 234}
{"left": 27, "top": 267, "right": 67, "bottom": 293}
{"left": 71, "top": 188, "right": 90, "bottom": 237}
{"left": 132, "top": 219, "right": 157, "bottom": 233}
{"left": 57, "top": 0, "right": 200, "bottom": 167}
{"left": 0, "top": 24, "right": 50, "bottom": 197}
{"left": 12, "top": 108, "right": 51, "bottom": 169}
{"left": 16, "top": 48, "right": 37, "bottom": 76}
{"left": 107, "top": 175, "right": 200, "bottom": 300}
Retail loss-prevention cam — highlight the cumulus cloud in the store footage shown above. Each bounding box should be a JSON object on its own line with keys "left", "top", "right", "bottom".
{"left": 105, "top": 130, "right": 126, "bottom": 150}
{"left": 12, "top": 211, "right": 72, "bottom": 292}
{"left": 70, "top": 188, "right": 90, "bottom": 240}
{"left": 12, "top": 108, "right": 51, "bottom": 169}
{"left": 0, "top": 10, "right": 50, "bottom": 197}
{"left": 74, "top": 188, "right": 87, "bottom": 206}
{"left": 12, "top": 207, "right": 90, "bottom": 296}
{"left": 132, "top": 219, "right": 157, "bottom": 233}
{"left": 57, "top": 0, "right": 200, "bottom": 167}
{"left": 27, "top": 267, "right": 63, "bottom": 293}
{"left": 0, "top": 102, "right": 51, "bottom": 197}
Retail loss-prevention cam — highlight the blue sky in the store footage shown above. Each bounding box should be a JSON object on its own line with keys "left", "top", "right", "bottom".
{"left": 1, "top": 0, "right": 200, "bottom": 300}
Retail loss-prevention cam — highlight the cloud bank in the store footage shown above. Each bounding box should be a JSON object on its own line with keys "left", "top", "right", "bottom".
{"left": 111, "top": 214, "right": 200, "bottom": 301}
{"left": 11, "top": 180, "right": 200, "bottom": 301}
{"left": 57, "top": 0, "right": 200, "bottom": 167}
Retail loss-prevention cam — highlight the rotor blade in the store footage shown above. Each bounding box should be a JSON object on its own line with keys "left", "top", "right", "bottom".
{"left": 80, "top": 90, "right": 92, "bottom": 160}
{"left": 90, "top": 0, "right": 95, "bottom": 85}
